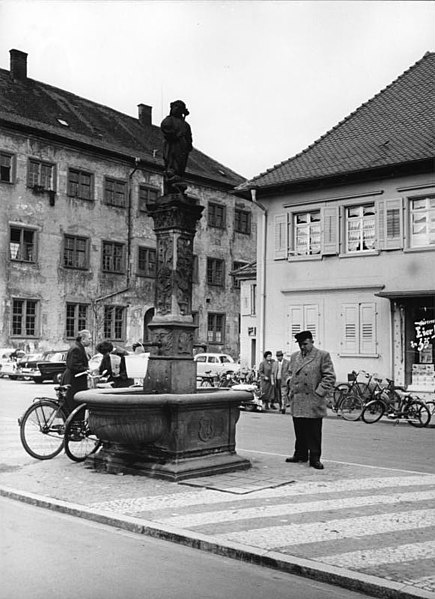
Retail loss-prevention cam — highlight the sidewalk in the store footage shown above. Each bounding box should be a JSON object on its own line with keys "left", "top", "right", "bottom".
{"left": 1, "top": 443, "right": 435, "bottom": 599}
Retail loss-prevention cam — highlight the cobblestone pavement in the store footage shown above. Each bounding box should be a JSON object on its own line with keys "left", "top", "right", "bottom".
{"left": 1, "top": 414, "right": 435, "bottom": 599}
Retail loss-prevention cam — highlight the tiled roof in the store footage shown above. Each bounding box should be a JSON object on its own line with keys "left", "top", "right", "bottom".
{"left": 0, "top": 68, "right": 244, "bottom": 189}
{"left": 239, "top": 53, "right": 435, "bottom": 191}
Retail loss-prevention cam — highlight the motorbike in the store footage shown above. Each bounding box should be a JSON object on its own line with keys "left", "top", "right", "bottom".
{"left": 231, "top": 382, "right": 263, "bottom": 412}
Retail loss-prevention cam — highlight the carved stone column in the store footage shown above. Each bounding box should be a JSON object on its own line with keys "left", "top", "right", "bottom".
{"left": 144, "top": 193, "right": 204, "bottom": 393}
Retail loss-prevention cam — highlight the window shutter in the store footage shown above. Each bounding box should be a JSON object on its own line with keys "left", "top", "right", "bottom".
{"left": 342, "top": 304, "right": 358, "bottom": 354}
{"left": 321, "top": 206, "right": 339, "bottom": 255}
{"left": 274, "top": 214, "right": 287, "bottom": 259}
{"left": 378, "top": 198, "right": 403, "bottom": 250}
{"left": 360, "top": 303, "right": 376, "bottom": 354}
{"left": 287, "top": 305, "right": 303, "bottom": 352}
{"left": 240, "top": 283, "right": 250, "bottom": 316}
{"left": 304, "top": 304, "right": 319, "bottom": 345}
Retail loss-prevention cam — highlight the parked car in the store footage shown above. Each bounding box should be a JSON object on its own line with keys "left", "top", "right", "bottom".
{"left": 20, "top": 350, "right": 69, "bottom": 384}
{"left": 194, "top": 353, "right": 240, "bottom": 377}
{"left": 0, "top": 349, "right": 25, "bottom": 379}
{"left": 15, "top": 353, "right": 44, "bottom": 380}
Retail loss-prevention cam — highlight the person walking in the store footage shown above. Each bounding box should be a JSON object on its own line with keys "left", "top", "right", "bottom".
{"left": 61, "top": 329, "right": 92, "bottom": 416}
{"left": 272, "top": 350, "right": 291, "bottom": 413}
{"left": 286, "top": 331, "right": 335, "bottom": 469}
{"left": 258, "top": 351, "right": 275, "bottom": 410}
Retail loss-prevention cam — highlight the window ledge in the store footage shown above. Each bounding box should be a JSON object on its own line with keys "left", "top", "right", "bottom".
{"left": 338, "top": 353, "right": 380, "bottom": 358}
{"left": 0, "top": 180, "right": 14, "bottom": 185}
{"left": 403, "top": 246, "right": 435, "bottom": 254}
{"left": 287, "top": 254, "right": 322, "bottom": 262}
{"left": 338, "top": 251, "right": 379, "bottom": 259}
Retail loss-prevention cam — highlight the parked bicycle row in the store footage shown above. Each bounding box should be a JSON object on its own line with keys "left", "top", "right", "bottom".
{"left": 330, "top": 369, "right": 433, "bottom": 427}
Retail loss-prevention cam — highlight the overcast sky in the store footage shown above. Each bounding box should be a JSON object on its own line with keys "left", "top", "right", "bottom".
{"left": 0, "top": 1, "right": 434, "bottom": 179}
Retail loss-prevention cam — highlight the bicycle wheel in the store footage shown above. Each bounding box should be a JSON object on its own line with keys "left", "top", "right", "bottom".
{"left": 425, "top": 401, "right": 435, "bottom": 419}
{"left": 332, "top": 383, "right": 350, "bottom": 411}
{"left": 361, "top": 400, "right": 385, "bottom": 424}
{"left": 338, "top": 391, "right": 364, "bottom": 421}
{"left": 405, "top": 401, "right": 431, "bottom": 428}
{"left": 20, "top": 400, "right": 65, "bottom": 460}
{"left": 64, "top": 404, "right": 101, "bottom": 462}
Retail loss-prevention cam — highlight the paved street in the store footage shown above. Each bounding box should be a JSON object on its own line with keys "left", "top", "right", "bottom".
{"left": 1, "top": 496, "right": 368, "bottom": 599}
{"left": 1, "top": 378, "right": 435, "bottom": 598}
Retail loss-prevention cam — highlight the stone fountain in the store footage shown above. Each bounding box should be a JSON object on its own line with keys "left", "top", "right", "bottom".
{"left": 79, "top": 101, "right": 251, "bottom": 481}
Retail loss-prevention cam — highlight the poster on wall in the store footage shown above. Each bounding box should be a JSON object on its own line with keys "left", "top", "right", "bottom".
{"left": 411, "top": 319, "right": 435, "bottom": 355}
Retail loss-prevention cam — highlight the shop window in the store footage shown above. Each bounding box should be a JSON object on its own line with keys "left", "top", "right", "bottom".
{"left": 409, "top": 196, "right": 435, "bottom": 248}
{"left": 12, "top": 299, "right": 38, "bottom": 337}
{"left": 104, "top": 305, "right": 126, "bottom": 340}
{"left": 345, "top": 204, "right": 376, "bottom": 252}
{"left": 207, "top": 313, "right": 225, "bottom": 344}
{"left": 10, "top": 226, "right": 36, "bottom": 263}
{"left": 66, "top": 303, "right": 88, "bottom": 338}
{"left": 64, "top": 235, "right": 89, "bottom": 269}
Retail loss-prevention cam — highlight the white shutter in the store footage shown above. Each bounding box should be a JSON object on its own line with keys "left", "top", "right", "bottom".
{"left": 342, "top": 304, "right": 359, "bottom": 354}
{"left": 274, "top": 214, "right": 287, "bottom": 259}
{"left": 378, "top": 198, "right": 403, "bottom": 250}
{"left": 287, "top": 305, "right": 304, "bottom": 351}
{"left": 321, "top": 206, "right": 339, "bottom": 255}
{"left": 240, "top": 282, "right": 250, "bottom": 316}
{"left": 304, "top": 304, "right": 319, "bottom": 345}
{"left": 360, "top": 303, "right": 376, "bottom": 354}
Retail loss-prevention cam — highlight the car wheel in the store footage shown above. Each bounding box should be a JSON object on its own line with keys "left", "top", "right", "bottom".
{"left": 33, "top": 377, "right": 43, "bottom": 384}
{"left": 9, "top": 375, "right": 18, "bottom": 380}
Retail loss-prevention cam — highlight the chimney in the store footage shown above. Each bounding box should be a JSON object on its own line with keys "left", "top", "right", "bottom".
{"left": 138, "top": 104, "right": 152, "bottom": 126}
{"left": 10, "top": 49, "right": 28, "bottom": 82}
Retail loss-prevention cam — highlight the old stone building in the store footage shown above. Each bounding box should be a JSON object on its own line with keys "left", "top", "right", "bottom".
{"left": 0, "top": 49, "right": 256, "bottom": 357}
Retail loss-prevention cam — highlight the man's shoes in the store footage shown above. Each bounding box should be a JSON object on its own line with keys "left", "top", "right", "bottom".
{"left": 285, "top": 456, "right": 308, "bottom": 463}
{"left": 310, "top": 461, "right": 324, "bottom": 470}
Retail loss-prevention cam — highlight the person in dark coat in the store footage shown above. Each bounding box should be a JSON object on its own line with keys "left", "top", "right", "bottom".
{"left": 286, "top": 331, "right": 336, "bottom": 470}
{"left": 61, "top": 329, "right": 91, "bottom": 415}
{"left": 258, "top": 350, "right": 275, "bottom": 410}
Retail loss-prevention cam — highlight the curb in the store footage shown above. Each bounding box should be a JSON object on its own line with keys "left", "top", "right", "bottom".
{"left": 1, "top": 485, "right": 433, "bottom": 599}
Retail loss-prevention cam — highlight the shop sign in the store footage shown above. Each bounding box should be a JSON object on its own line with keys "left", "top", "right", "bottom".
{"left": 411, "top": 319, "right": 435, "bottom": 351}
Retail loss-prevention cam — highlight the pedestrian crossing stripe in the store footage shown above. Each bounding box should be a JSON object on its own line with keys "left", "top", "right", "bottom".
{"left": 318, "top": 540, "right": 435, "bottom": 569}
{"left": 90, "top": 474, "right": 435, "bottom": 513}
{"left": 213, "top": 509, "right": 435, "bottom": 548}
{"left": 156, "top": 489, "right": 435, "bottom": 528}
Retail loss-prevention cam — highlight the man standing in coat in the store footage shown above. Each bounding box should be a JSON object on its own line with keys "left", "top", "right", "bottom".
{"left": 61, "top": 329, "right": 91, "bottom": 415}
{"left": 272, "top": 350, "right": 291, "bottom": 413}
{"left": 286, "top": 330, "right": 336, "bottom": 470}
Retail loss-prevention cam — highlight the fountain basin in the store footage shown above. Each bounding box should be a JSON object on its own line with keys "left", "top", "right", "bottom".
{"left": 76, "top": 387, "right": 252, "bottom": 481}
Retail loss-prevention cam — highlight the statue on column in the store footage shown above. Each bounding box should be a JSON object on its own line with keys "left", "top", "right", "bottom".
{"left": 160, "top": 100, "right": 192, "bottom": 195}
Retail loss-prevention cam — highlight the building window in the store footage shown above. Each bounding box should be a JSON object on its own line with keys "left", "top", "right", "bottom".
{"left": 208, "top": 202, "right": 226, "bottom": 228}
{"left": 294, "top": 211, "right": 321, "bottom": 255}
{"left": 342, "top": 303, "right": 376, "bottom": 355}
{"left": 27, "top": 159, "right": 55, "bottom": 190}
{"left": 234, "top": 209, "right": 251, "bottom": 234}
{"left": 66, "top": 303, "right": 88, "bottom": 338}
{"left": 410, "top": 196, "right": 435, "bottom": 248}
{"left": 67, "top": 169, "right": 93, "bottom": 200}
{"left": 102, "top": 241, "right": 125, "bottom": 273}
{"left": 104, "top": 306, "right": 125, "bottom": 340}
{"left": 207, "top": 313, "right": 225, "bottom": 344}
{"left": 10, "top": 226, "right": 36, "bottom": 262}
{"left": 346, "top": 204, "right": 376, "bottom": 252}
{"left": 287, "top": 304, "right": 319, "bottom": 345}
{"left": 104, "top": 178, "right": 127, "bottom": 208}
{"left": 64, "top": 235, "right": 89, "bottom": 269}
{"left": 0, "top": 152, "right": 13, "bottom": 183}
{"left": 138, "top": 247, "right": 156, "bottom": 277}
{"left": 12, "top": 299, "right": 38, "bottom": 337}
{"left": 139, "top": 185, "right": 160, "bottom": 212}
{"left": 250, "top": 284, "right": 257, "bottom": 316}
{"left": 207, "top": 258, "right": 225, "bottom": 286}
